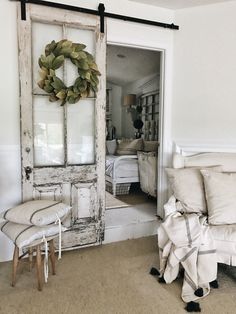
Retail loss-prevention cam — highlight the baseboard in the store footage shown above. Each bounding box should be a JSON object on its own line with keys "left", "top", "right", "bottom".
{"left": 103, "top": 220, "right": 159, "bottom": 244}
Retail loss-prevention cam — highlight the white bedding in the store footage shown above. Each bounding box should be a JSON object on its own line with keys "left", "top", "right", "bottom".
{"left": 105, "top": 155, "right": 139, "bottom": 178}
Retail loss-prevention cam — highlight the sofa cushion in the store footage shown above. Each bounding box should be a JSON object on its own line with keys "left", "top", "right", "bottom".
{"left": 1, "top": 200, "right": 71, "bottom": 226}
{"left": 201, "top": 170, "right": 236, "bottom": 225}
{"left": 116, "top": 138, "right": 143, "bottom": 155}
{"left": 0, "top": 221, "right": 66, "bottom": 249}
{"left": 210, "top": 224, "right": 236, "bottom": 261}
{"left": 210, "top": 224, "right": 236, "bottom": 243}
{"left": 165, "top": 166, "right": 222, "bottom": 214}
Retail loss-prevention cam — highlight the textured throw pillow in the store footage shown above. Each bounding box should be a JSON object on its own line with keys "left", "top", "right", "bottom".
{"left": 201, "top": 170, "right": 236, "bottom": 225}
{"left": 116, "top": 138, "right": 143, "bottom": 155}
{"left": 106, "top": 139, "right": 117, "bottom": 155}
{"left": 0, "top": 221, "right": 66, "bottom": 249}
{"left": 165, "top": 166, "right": 222, "bottom": 214}
{"left": 143, "top": 141, "right": 159, "bottom": 152}
{"left": 1, "top": 200, "right": 71, "bottom": 226}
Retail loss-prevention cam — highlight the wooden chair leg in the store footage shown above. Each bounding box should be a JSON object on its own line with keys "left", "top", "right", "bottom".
{"left": 28, "top": 247, "right": 33, "bottom": 272}
{"left": 12, "top": 245, "right": 19, "bottom": 287}
{"left": 36, "top": 245, "right": 43, "bottom": 291}
{"left": 49, "top": 239, "right": 56, "bottom": 275}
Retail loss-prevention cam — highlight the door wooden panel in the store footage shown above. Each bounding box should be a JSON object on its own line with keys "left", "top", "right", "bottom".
{"left": 72, "top": 182, "right": 97, "bottom": 221}
{"left": 33, "top": 184, "right": 63, "bottom": 201}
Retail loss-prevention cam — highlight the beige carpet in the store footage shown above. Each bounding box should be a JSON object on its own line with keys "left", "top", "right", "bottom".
{"left": 105, "top": 191, "right": 129, "bottom": 209}
{"left": 0, "top": 237, "right": 236, "bottom": 314}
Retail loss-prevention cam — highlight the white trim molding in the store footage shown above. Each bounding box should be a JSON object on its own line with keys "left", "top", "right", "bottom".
{"left": 174, "top": 140, "right": 236, "bottom": 155}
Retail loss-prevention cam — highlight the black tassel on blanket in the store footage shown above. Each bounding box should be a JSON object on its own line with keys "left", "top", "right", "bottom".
{"left": 158, "top": 276, "right": 166, "bottom": 283}
{"left": 149, "top": 267, "right": 160, "bottom": 276}
{"left": 185, "top": 301, "right": 201, "bottom": 312}
{"left": 210, "top": 279, "right": 219, "bottom": 288}
{"left": 194, "top": 288, "right": 204, "bottom": 297}
{"left": 149, "top": 267, "right": 166, "bottom": 283}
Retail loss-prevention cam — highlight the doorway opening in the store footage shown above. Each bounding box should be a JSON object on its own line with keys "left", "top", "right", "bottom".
{"left": 104, "top": 44, "right": 163, "bottom": 243}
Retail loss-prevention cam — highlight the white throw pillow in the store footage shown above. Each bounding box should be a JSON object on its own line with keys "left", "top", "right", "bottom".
{"left": 165, "top": 166, "right": 222, "bottom": 214}
{"left": 201, "top": 170, "right": 236, "bottom": 225}
{"left": 116, "top": 138, "right": 143, "bottom": 155}
{"left": 106, "top": 139, "right": 117, "bottom": 155}
{"left": 143, "top": 141, "right": 159, "bottom": 152}
{"left": 1, "top": 200, "right": 71, "bottom": 226}
{"left": 0, "top": 221, "right": 66, "bottom": 249}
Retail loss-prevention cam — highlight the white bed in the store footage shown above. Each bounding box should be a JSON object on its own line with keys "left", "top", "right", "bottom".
{"left": 105, "top": 155, "right": 139, "bottom": 196}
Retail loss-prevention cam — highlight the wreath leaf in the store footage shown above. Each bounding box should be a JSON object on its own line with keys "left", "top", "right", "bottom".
{"left": 45, "top": 40, "right": 57, "bottom": 56}
{"left": 52, "top": 55, "right": 64, "bottom": 70}
{"left": 73, "top": 43, "right": 86, "bottom": 52}
{"left": 49, "top": 94, "right": 58, "bottom": 102}
{"left": 56, "top": 90, "right": 66, "bottom": 100}
{"left": 51, "top": 77, "right": 66, "bottom": 90}
{"left": 38, "top": 80, "right": 45, "bottom": 89}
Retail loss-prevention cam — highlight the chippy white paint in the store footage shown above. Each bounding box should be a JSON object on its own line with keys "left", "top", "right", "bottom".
{"left": 18, "top": 3, "right": 106, "bottom": 250}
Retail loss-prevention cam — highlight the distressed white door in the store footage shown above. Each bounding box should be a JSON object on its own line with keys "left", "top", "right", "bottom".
{"left": 18, "top": 4, "right": 106, "bottom": 249}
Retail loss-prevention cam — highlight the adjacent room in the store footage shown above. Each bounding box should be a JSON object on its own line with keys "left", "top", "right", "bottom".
{"left": 105, "top": 44, "right": 161, "bottom": 243}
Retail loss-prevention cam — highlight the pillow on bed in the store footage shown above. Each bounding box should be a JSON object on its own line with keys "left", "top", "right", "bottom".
{"left": 143, "top": 141, "right": 159, "bottom": 152}
{"left": 106, "top": 139, "right": 117, "bottom": 155}
{"left": 201, "top": 170, "right": 236, "bottom": 225}
{"left": 165, "top": 166, "right": 222, "bottom": 214}
{"left": 116, "top": 138, "right": 143, "bottom": 155}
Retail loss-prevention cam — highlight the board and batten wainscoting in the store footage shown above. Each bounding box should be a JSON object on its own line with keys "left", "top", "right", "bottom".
{"left": 0, "top": 145, "right": 21, "bottom": 262}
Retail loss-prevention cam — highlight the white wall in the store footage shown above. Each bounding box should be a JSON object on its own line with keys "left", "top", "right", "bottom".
{"left": 0, "top": 1, "right": 21, "bottom": 261}
{"left": 172, "top": 1, "right": 236, "bottom": 145}
{"left": 0, "top": 0, "right": 174, "bottom": 261}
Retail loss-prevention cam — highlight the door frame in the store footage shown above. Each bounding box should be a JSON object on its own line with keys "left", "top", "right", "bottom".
{"left": 107, "top": 39, "right": 172, "bottom": 218}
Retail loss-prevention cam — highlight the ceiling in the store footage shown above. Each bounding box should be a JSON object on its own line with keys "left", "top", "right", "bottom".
{"left": 129, "top": 0, "right": 234, "bottom": 10}
{"left": 107, "top": 45, "right": 160, "bottom": 86}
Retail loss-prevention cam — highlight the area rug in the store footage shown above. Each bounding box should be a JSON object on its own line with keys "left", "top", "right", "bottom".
{"left": 105, "top": 191, "right": 130, "bottom": 209}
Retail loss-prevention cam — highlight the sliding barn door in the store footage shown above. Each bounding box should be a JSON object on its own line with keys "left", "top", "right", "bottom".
{"left": 18, "top": 4, "right": 106, "bottom": 249}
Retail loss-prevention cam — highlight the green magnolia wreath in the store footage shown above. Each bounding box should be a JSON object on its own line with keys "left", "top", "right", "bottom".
{"left": 38, "top": 39, "right": 101, "bottom": 106}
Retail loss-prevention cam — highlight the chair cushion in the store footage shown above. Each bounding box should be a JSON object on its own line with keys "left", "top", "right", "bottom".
{"left": 201, "top": 170, "right": 236, "bottom": 225}
{"left": 165, "top": 166, "right": 222, "bottom": 214}
{"left": 0, "top": 221, "right": 66, "bottom": 249}
{"left": 1, "top": 200, "right": 71, "bottom": 226}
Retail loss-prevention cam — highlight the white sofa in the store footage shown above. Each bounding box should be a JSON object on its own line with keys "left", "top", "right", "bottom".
{"left": 172, "top": 152, "right": 236, "bottom": 266}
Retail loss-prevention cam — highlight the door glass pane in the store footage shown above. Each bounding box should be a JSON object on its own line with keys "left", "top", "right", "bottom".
{"left": 64, "top": 27, "right": 95, "bottom": 87}
{"left": 67, "top": 100, "right": 95, "bottom": 164}
{"left": 34, "top": 96, "right": 64, "bottom": 166}
{"left": 32, "top": 22, "right": 63, "bottom": 94}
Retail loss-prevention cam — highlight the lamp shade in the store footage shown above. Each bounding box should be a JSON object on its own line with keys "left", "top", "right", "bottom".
{"left": 123, "top": 94, "right": 136, "bottom": 106}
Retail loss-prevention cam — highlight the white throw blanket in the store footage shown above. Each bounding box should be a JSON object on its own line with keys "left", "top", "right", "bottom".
{"left": 158, "top": 196, "right": 217, "bottom": 303}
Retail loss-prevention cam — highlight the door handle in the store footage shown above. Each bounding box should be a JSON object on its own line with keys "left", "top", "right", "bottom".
{"left": 25, "top": 166, "right": 32, "bottom": 180}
